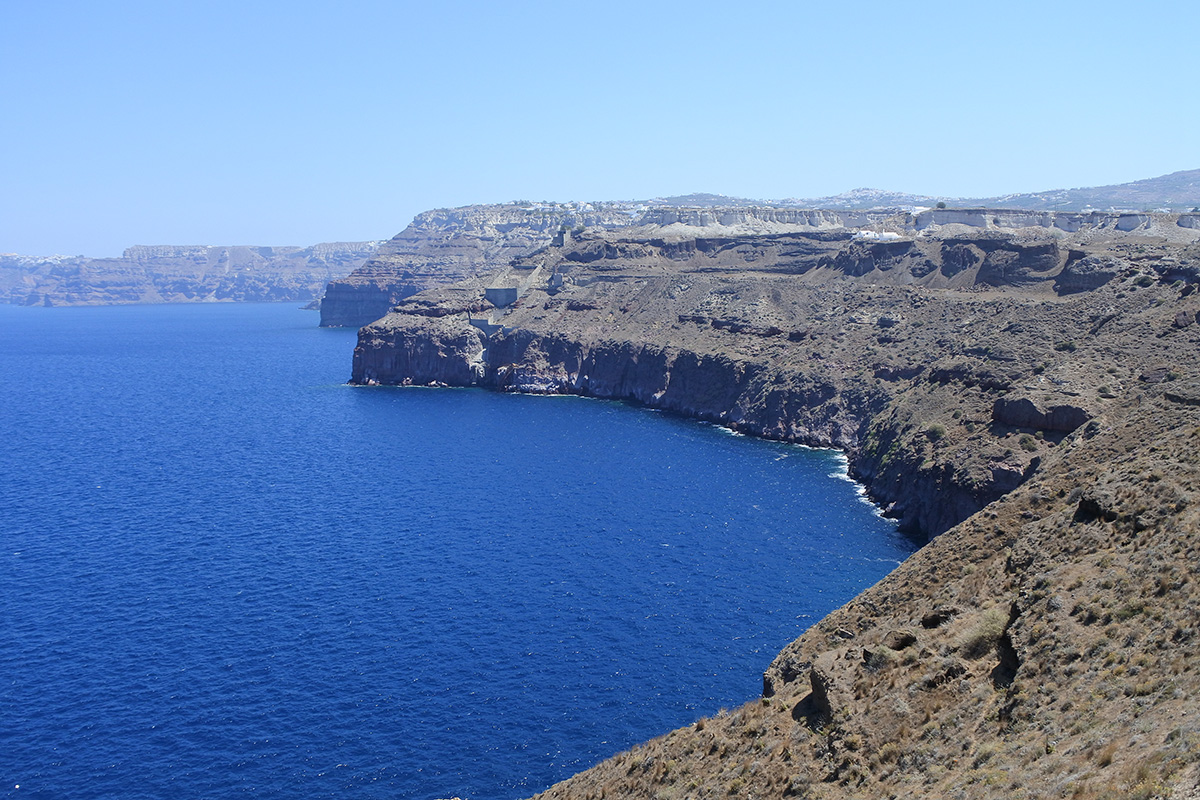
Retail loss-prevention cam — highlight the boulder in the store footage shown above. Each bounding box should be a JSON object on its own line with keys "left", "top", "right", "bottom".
{"left": 883, "top": 629, "right": 918, "bottom": 650}
{"left": 1055, "top": 254, "right": 1122, "bottom": 294}
{"left": 992, "top": 395, "right": 1090, "bottom": 433}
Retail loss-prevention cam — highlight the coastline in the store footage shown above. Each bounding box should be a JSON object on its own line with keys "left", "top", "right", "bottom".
{"left": 347, "top": 221, "right": 1200, "bottom": 797}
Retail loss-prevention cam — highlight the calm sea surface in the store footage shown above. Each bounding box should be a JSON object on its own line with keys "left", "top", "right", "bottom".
{"left": 0, "top": 303, "right": 914, "bottom": 800}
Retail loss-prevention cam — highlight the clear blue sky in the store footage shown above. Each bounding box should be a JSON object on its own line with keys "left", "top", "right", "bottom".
{"left": 3, "top": 0, "right": 1196, "bottom": 256}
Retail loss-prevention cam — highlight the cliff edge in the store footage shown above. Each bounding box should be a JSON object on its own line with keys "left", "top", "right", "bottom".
{"left": 351, "top": 215, "right": 1200, "bottom": 798}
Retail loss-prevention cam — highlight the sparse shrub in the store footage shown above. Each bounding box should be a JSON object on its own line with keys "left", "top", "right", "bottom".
{"left": 1054, "top": 340, "right": 1077, "bottom": 352}
{"left": 863, "top": 646, "right": 899, "bottom": 671}
{"left": 926, "top": 424, "right": 946, "bottom": 442}
{"left": 1114, "top": 601, "right": 1145, "bottom": 621}
{"left": 1019, "top": 434, "right": 1037, "bottom": 452}
{"left": 956, "top": 607, "right": 1009, "bottom": 658}
{"left": 1134, "top": 275, "right": 1155, "bottom": 287}
{"left": 878, "top": 742, "right": 901, "bottom": 763}
{"left": 973, "top": 741, "right": 1000, "bottom": 767}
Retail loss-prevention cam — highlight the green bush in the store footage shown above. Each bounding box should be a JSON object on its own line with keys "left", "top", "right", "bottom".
{"left": 926, "top": 424, "right": 946, "bottom": 442}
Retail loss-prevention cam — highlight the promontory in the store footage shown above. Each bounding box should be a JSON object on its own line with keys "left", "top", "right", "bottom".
{"left": 344, "top": 198, "right": 1200, "bottom": 798}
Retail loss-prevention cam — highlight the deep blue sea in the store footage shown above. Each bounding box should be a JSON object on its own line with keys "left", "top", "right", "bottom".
{"left": 0, "top": 303, "right": 914, "bottom": 800}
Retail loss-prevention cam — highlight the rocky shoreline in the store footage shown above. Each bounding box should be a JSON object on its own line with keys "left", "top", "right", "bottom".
{"left": 352, "top": 213, "right": 1200, "bottom": 797}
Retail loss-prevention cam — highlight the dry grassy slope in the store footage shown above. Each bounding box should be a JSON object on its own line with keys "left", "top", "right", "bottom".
{"left": 350, "top": 226, "right": 1200, "bottom": 798}
{"left": 529, "top": 386, "right": 1200, "bottom": 800}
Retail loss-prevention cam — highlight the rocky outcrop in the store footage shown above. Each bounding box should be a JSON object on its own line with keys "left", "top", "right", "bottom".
{"left": 992, "top": 394, "right": 1091, "bottom": 433}
{"left": 1055, "top": 253, "right": 1123, "bottom": 293}
{"left": 0, "top": 241, "right": 378, "bottom": 306}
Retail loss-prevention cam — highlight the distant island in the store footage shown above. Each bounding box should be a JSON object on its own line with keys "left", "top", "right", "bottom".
{"left": 691, "top": 167, "right": 1200, "bottom": 213}
{"left": 0, "top": 241, "right": 380, "bottom": 307}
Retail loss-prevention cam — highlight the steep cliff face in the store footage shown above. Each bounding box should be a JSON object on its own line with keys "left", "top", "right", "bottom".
{"left": 318, "top": 203, "right": 640, "bottom": 327}
{"left": 353, "top": 222, "right": 1196, "bottom": 536}
{"left": 321, "top": 202, "right": 861, "bottom": 328}
{"left": 352, "top": 216, "right": 1200, "bottom": 797}
{"left": 325, "top": 201, "right": 1200, "bottom": 330}
{"left": 0, "top": 241, "right": 379, "bottom": 306}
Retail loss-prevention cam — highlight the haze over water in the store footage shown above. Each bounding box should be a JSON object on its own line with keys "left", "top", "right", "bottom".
{"left": 0, "top": 303, "right": 914, "bottom": 800}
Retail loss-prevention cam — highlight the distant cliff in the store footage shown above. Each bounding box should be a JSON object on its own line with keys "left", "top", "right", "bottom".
{"left": 350, "top": 215, "right": 1200, "bottom": 798}
{"left": 780, "top": 167, "right": 1200, "bottom": 212}
{"left": 0, "top": 241, "right": 380, "bottom": 307}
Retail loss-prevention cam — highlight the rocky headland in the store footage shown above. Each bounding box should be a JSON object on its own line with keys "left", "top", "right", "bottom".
{"left": 352, "top": 210, "right": 1200, "bottom": 798}
{"left": 0, "top": 241, "right": 380, "bottom": 306}
{"left": 319, "top": 203, "right": 641, "bottom": 327}
{"left": 321, "top": 170, "right": 1200, "bottom": 331}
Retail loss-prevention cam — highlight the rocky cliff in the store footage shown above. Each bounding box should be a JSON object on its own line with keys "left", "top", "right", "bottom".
{"left": 318, "top": 203, "right": 641, "bottom": 327}
{"left": 323, "top": 198, "right": 1200, "bottom": 330}
{"left": 351, "top": 215, "right": 1200, "bottom": 798}
{"left": 0, "top": 241, "right": 379, "bottom": 306}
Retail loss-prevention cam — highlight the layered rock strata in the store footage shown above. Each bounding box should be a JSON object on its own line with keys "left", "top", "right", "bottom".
{"left": 318, "top": 203, "right": 640, "bottom": 327}
{"left": 352, "top": 217, "right": 1200, "bottom": 798}
{"left": 324, "top": 199, "right": 1200, "bottom": 330}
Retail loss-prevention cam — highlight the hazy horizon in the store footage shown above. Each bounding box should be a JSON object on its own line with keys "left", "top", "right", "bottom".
{"left": 4, "top": 0, "right": 1197, "bottom": 257}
